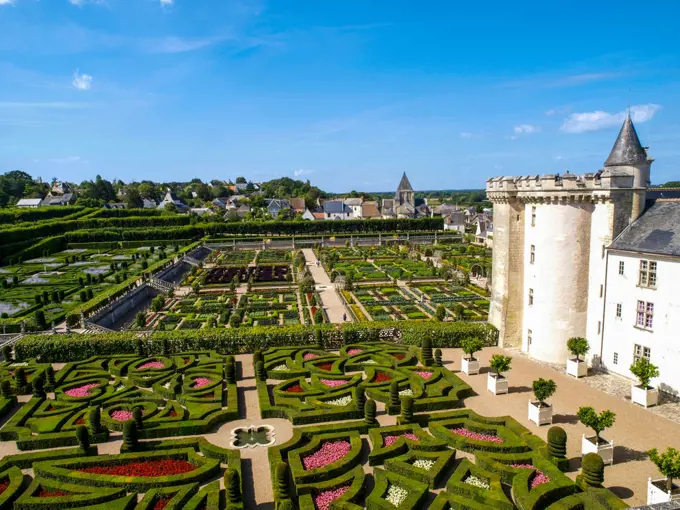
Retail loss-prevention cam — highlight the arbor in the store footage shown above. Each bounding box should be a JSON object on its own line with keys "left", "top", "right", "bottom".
{"left": 648, "top": 447, "right": 680, "bottom": 491}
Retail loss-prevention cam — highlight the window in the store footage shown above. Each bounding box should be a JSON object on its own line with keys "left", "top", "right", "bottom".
{"left": 531, "top": 206, "right": 536, "bottom": 227}
{"left": 639, "top": 260, "right": 657, "bottom": 288}
{"left": 597, "top": 321, "right": 601, "bottom": 334}
{"left": 530, "top": 245, "right": 535, "bottom": 264}
{"left": 616, "top": 303, "right": 622, "bottom": 318}
{"left": 636, "top": 300, "right": 654, "bottom": 329}
{"left": 618, "top": 261, "right": 625, "bottom": 275}
{"left": 527, "top": 329, "right": 532, "bottom": 346}
{"left": 600, "top": 284, "right": 603, "bottom": 298}
{"left": 613, "top": 352, "right": 618, "bottom": 365}
{"left": 633, "top": 344, "right": 651, "bottom": 362}
{"left": 528, "top": 289, "right": 534, "bottom": 306}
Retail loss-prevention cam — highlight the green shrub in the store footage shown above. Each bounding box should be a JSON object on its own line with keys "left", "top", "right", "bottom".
{"left": 489, "top": 354, "right": 512, "bottom": 377}
{"left": 548, "top": 426, "right": 567, "bottom": 459}
{"left": 2, "top": 345, "right": 12, "bottom": 362}
{"left": 578, "top": 452, "right": 604, "bottom": 487}
{"left": 225, "top": 468, "right": 241, "bottom": 503}
{"left": 14, "top": 368, "right": 27, "bottom": 389}
{"left": 402, "top": 396, "right": 414, "bottom": 423}
{"left": 31, "top": 375, "right": 45, "bottom": 399}
{"left": 364, "top": 399, "right": 378, "bottom": 427}
{"left": 356, "top": 386, "right": 366, "bottom": 414}
{"left": 133, "top": 406, "right": 144, "bottom": 429}
{"left": 389, "top": 381, "right": 400, "bottom": 407}
{"left": 256, "top": 361, "right": 267, "bottom": 382}
{"left": 434, "top": 348, "right": 442, "bottom": 367}
{"left": 532, "top": 378, "right": 557, "bottom": 405}
{"left": 75, "top": 425, "right": 90, "bottom": 450}
{"left": 461, "top": 337, "right": 484, "bottom": 360}
{"left": 123, "top": 420, "right": 138, "bottom": 450}
{"left": 225, "top": 362, "right": 236, "bottom": 384}
{"left": 577, "top": 407, "right": 615, "bottom": 442}
{"left": 88, "top": 406, "right": 102, "bottom": 434}
{"left": 567, "top": 337, "right": 589, "bottom": 361}
{"left": 45, "top": 366, "right": 56, "bottom": 389}
{"left": 630, "top": 357, "right": 660, "bottom": 388}
{"left": 0, "top": 380, "right": 11, "bottom": 398}
{"left": 136, "top": 338, "right": 144, "bottom": 356}
{"left": 275, "top": 461, "right": 290, "bottom": 500}
{"left": 421, "top": 336, "right": 433, "bottom": 366}
{"left": 648, "top": 447, "right": 680, "bottom": 492}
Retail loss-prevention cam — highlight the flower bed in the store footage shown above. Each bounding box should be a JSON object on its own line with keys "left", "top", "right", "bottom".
{"left": 64, "top": 383, "right": 99, "bottom": 398}
{"left": 449, "top": 427, "right": 503, "bottom": 443}
{"left": 464, "top": 475, "right": 490, "bottom": 490}
{"left": 383, "top": 433, "right": 419, "bottom": 447}
{"left": 412, "top": 459, "right": 435, "bottom": 471}
{"left": 272, "top": 364, "right": 289, "bottom": 372}
{"left": 392, "top": 353, "right": 405, "bottom": 360}
{"left": 320, "top": 378, "right": 347, "bottom": 388}
{"left": 314, "top": 485, "right": 350, "bottom": 510}
{"left": 385, "top": 484, "right": 408, "bottom": 506}
{"left": 138, "top": 361, "right": 166, "bottom": 370}
{"left": 0, "top": 480, "right": 9, "bottom": 495}
{"left": 192, "top": 377, "right": 212, "bottom": 388}
{"left": 414, "top": 371, "right": 433, "bottom": 380}
{"left": 372, "top": 372, "right": 392, "bottom": 383}
{"left": 317, "top": 363, "right": 333, "bottom": 371}
{"left": 302, "top": 441, "right": 351, "bottom": 470}
{"left": 286, "top": 384, "right": 304, "bottom": 393}
{"left": 110, "top": 410, "right": 134, "bottom": 422}
{"left": 78, "top": 459, "right": 197, "bottom": 477}
{"left": 399, "top": 388, "right": 413, "bottom": 396}
{"left": 347, "top": 349, "right": 363, "bottom": 356}
{"left": 511, "top": 464, "right": 550, "bottom": 488}
{"left": 153, "top": 498, "right": 171, "bottom": 510}
{"left": 38, "top": 489, "right": 71, "bottom": 498}
{"left": 303, "top": 353, "right": 319, "bottom": 360}
{"left": 325, "top": 396, "right": 352, "bottom": 406}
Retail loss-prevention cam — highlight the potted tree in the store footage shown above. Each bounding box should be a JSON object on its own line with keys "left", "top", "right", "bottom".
{"left": 566, "top": 337, "right": 589, "bottom": 378}
{"left": 461, "top": 338, "right": 484, "bottom": 375}
{"left": 577, "top": 406, "right": 615, "bottom": 465}
{"left": 487, "top": 354, "right": 511, "bottom": 395}
{"left": 630, "top": 357, "right": 660, "bottom": 408}
{"left": 528, "top": 378, "right": 556, "bottom": 426}
{"left": 647, "top": 447, "right": 680, "bottom": 504}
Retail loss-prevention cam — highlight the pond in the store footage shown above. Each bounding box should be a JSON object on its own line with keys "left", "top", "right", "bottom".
{"left": 230, "top": 425, "right": 276, "bottom": 448}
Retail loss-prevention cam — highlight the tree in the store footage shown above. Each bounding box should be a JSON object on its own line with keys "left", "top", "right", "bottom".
{"left": 648, "top": 447, "right": 680, "bottom": 491}
{"left": 532, "top": 378, "right": 557, "bottom": 406}
{"left": 489, "top": 354, "right": 512, "bottom": 377}
{"left": 435, "top": 304, "right": 446, "bottom": 321}
{"left": 629, "top": 357, "right": 659, "bottom": 389}
{"left": 577, "top": 407, "right": 615, "bottom": 443}
{"left": 567, "top": 337, "right": 589, "bottom": 361}
{"left": 135, "top": 312, "right": 146, "bottom": 328}
{"left": 461, "top": 338, "right": 484, "bottom": 361}
{"left": 125, "top": 187, "right": 144, "bottom": 209}
{"left": 34, "top": 309, "right": 47, "bottom": 330}
{"left": 164, "top": 202, "right": 178, "bottom": 214}
{"left": 235, "top": 176, "right": 247, "bottom": 184}
{"left": 76, "top": 425, "right": 90, "bottom": 450}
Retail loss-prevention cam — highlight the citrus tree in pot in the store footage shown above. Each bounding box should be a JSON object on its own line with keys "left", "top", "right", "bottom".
{"left": 630, "top": 357, "right": 660, "bottom": 408}
{"left": 566, "top": 337, "right": 589, "bottom": 378}
{"left": 461, "top": 337, "right": 485, "bottom": 375}
{"left": 577, "top": 406, "right": 616, "bottom": 465}
{"left": 487, "top": 354, "right": 512, "bottom": 395}
{"left": 529, "top": 378, "right": 556, "bottom": 426}
{"left": 647, "top": 447, "right": 680, "bottom": 504}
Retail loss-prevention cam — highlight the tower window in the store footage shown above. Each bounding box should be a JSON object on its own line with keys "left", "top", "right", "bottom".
{"left": 530, "top": 245, "right": 535, "bottom": 264}
{"left": 633, "top": 344, "right": 651, "bottom": 362}
{"left": 528, "top": 288, "right": 534, "bottom": 306}
{"left": 618, "top": 261, "right": 625, "bottom": 275}
{"left": 613, "top": 352, "right": 618, "bottom": 365}
{"left": 616, "top": 303, "right": 622, "bottom": 318}
{"left": 597, "top": 321, "right": 601, "bottom": 334}
{"left": 600, "top": 284, "right": 603, "bottom": 298}
{"left": 527, "top": 329, "right": 532, "bottom": 346}
{"left": 531, "top": 206, "right": 536, "bottom": 227}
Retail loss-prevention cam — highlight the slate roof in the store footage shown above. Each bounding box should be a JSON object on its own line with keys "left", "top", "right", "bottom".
{"left": 397, "top": 172, "right": 413, "bottom": 191}
{"left": 343, "top": 197, "right": 363, "bottom": 206}
{"left": 609, "top": 200, "right": 680, "bottom": 257}
{"left": 290, "top": 198, "right": 306, "bottom": 212}
{"left": 323, "top": 200, "right": 349, "bottom": 214}
{"left": 361, "top": 201, "right": 381, "bottom": 218}
{"left": 604, "top": 114, "right": 648, "bottom": 167}
{"left": 17, "top": 198, "right": 43, "bottom": 207}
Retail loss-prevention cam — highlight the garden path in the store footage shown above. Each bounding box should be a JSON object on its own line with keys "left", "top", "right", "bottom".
{"left": 301, "top": 249, "right": 352, "bottom": 324}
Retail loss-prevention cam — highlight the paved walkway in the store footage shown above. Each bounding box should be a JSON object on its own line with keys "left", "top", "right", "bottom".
{"left": 301, "top": 249, "right": 352, "bottom": 323}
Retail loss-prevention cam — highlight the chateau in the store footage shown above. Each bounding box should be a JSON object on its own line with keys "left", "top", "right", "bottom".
{"left": 487, "top": 115, "right": 680, "bottom": 394}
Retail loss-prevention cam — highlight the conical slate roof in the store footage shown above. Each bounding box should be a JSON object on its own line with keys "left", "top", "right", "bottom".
{"left": 397, "top": 172, "right": 413, "bottom": 191}
{"left": 604, "top": 114, "right": 648, "bottom": 167}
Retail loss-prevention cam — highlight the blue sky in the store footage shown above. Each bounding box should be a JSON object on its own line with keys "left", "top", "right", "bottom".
{"left": 1, "top": 0, "right": 679, "bottom": 192}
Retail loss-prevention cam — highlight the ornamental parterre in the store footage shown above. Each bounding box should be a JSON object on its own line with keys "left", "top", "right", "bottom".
{"left": 314, "top": 485, "right": 350, "bottom": 510}
{"left": 449, "top": 427, "right": 504, "bottom": 443}
{"left": 78, "top": 459, "right": 197, "bottom": 477}
{"left": 302, "top": 441, "right": 352, "bottom": 470}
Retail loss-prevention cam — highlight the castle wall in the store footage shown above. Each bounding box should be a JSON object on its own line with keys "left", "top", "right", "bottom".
{"left": 522, "top": 202, "right": 591, "bottom": 362}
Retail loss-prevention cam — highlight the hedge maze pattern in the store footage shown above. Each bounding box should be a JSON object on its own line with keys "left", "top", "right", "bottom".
{"left": 257, "top": 342, "right": 473, "bottom": 424}
{"left": 269, "top": 409, "right": 628, "bottom": 510}
{"left": 0, "top": 350, "right": 239, "bottom": 450}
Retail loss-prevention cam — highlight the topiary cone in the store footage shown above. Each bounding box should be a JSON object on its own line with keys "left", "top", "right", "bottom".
{"left": 579, "top": 452, "right": 605, "bottom": 487}
{"left": 401, "top": 396, "right": 414, "bottom": 423}
{"left": 225, "top": 468, "right": 241, "bottom": 503}
{"left": 421, "top": 337, "right": 433, "bottom": 366}
{"left": 45, "top": 366, "right": 56, "bottom": 389}
{"left": 136, "top": 339, "right": 144, "bottom": 356}
{"left": 364, "top": 399, "right": 378, "bottom": 427}
{"left": 123, "top": 420, "right": 138, "bottom": 450}
{"left": 2, "top": 345, "right": 12, "bottom": 362}
{"left": 0, "top": 380, "right": 12, "bottom": 398}
{"left": 162, "top": 338, "right": 169, "bottom": 356}
{"left": 547, "top": 426, "right": 567, "bottom": 459}
{"left": 356, "top": 386, "right": 366, "bottom": 414}
{"left": 88, "top": 406, "right": 101, "bottom": 434}
{"left": 132, "top": 406, "right": 144, "bottom": 429}
{"left": 253, "top": 350, "right": 263, "bottom": 366}
{"left": 389, "top": 381, "right": 400, "bottom": 408}
{"left": 434, "top": 348, "right": 443, "bottom": 367}
{"left": 256, "top": 361, "right": 267, "bottom": 382}
{"left": 275, "top": 461, "right": 290, "bottom": 500}
{"left": 32, "top": 375, "right": 46, "bottom": 398}
{"left": 75, "top": 424, "right": 90, "bottom": 450}
{"left": 225, "top": 362, "right": 236, "bottom": 384}
{"left": 14, "top": 367, "right": 27, "bottom": 389}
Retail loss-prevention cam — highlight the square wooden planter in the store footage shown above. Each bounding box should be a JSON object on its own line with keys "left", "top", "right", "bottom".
{"left": 581, "top": 434, "right": 614, "bottom": 465}
{"left": 487, "top": 373, "right": 508, "bottom": 395}
{"left": 631, "top": 384, "right": 659, "bottom": 408}
{"left": 461, "top": 357, "right": 480, "bottom": 375}
{"left": 566, "top": 358, "right": 588, "bottom": 378}
{"left": 648, "top": 478, "right": 680, "bottom": 505}
{"left": 528, "top": 401, "right": 553, "bottom": 426}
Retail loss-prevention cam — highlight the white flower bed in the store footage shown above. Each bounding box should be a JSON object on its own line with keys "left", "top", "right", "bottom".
{"left": 361, "top": 359, "right": 377, "bottom": 364}
{"left": 325, "top": 395, "right": 352, "bottom": 406}
{"left": 163, "top": 381, "right": 172, "bottom": 389}
{"left": 9, "top": 362, "right": 29, "bottom": 368}
{"left": 412, "top": 459, "right": 435, "bottom": 471}
{"left": 399, "top": 388, "right": 414, "bottom": 396}
{"left": 115, "top": 385, "right": 126, "bottom": 392}
{"left": 272, "top": 364, "right": 289, "bottom": 372}
{"left": 385, "top": 484, "right": 408, "bottom": 506}
{"left": 464, "top": 475, "right": 490, "bottom": 490}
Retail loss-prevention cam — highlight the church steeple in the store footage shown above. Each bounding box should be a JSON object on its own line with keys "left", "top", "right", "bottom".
{"left": 604, "top": 113, "right": 648, "bottom": 167}
{"left": 397, "top": 172, "right": 413, "bottom": 192}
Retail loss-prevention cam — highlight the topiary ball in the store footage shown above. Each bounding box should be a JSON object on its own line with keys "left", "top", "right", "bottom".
{"left": 547, "top": 426, "right": 567, "bottom": 458}
{"left": 580, "top": 452, "right": 605, "bottom": 487}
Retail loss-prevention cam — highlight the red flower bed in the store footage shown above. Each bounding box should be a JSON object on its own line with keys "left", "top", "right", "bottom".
{"left": 392, "top": 354, "right": 405, "bottom": 360}
{"left": 154, "top": 498, "right": 171, "bottom": 509}
{"left": 317, "top": 363, "right": 333, "bottom": 371}
{"left": 38, "top": 489, "right": 71, "bottom": 497}
{"left": 0, "top": 480, "right": 9, "bottom": 496}
{"left": 75, "top": 417, "right": 85, "bottom": 425}
{"left": 78, "top": 459, "right": 197, "bottom": 477}
{"left": 286, "top": 384, "right": 304, "bottom": 393}
{"left": 168, "top": 410, "right": 179, "bottom": 417}
{"left": 372, "top": 372, "right": 392, "bottom": 383}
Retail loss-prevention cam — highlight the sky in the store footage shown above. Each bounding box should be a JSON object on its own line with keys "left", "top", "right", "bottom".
{"left": 1, "top": 0, "right": 679, "bottom": 192}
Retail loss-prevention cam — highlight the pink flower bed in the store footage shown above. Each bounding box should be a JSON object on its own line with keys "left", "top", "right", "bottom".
{"left": 65, "top": 383, "right": 99, "bottom": 398}
{"left": 192, "top": 377, "right": 212, "bottom": 388}
{"left": 304, "top": 353, "right": 319, "bottom": 360}
{"left": 383, "top": 433, "right": 419, "bottom": 446}
{"left": 138, "top": 361, "right": 165, "bottom": 370}
{"left": 511, "top": 464, "right": 550, "bottom": 488}
{"left": 314, "top": 485, "right": 350, "bottom": 510}
{"left": 320, "top": 378, "right": 348, "bottom": 388}
{"left": 110, "top": 410, "right": 134, "bottom": 422}
{"left": 347, "top": 349, "right": 363, "bottom": 356}
{"left": 449, "top": 427, "right": 504, "bottom": 443}
{"left": 414, "top": 371, "right": 433, "bottom": 379}
{"left": 302, "top": 441, "right": 351, "bottom": 470}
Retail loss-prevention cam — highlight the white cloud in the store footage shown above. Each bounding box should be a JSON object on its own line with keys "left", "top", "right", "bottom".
{"left": 513, "top": 124, "right": 539, "bottom": 134}
{"left": 294, "top": 169, "right": 312, "bottom": 177}
{"left": 0, "top": 0, "right": 15, "bottom": 6}
{"left": 554, "top": 155, "right": 563, "bottom": 160}
{"left": 72, "top": 70, "right": 92, "bottom": 90}
{"left": 160, "top": 0, "right": 173, "bottom": 5}
{"left": 561, "top": 104, "right": 661, "bottom": 134}
{"left": 459, "top": 132, "right": 473, "bottom": 139}
{"left": 69, "top": 0, "right": 107, "bottom": 6}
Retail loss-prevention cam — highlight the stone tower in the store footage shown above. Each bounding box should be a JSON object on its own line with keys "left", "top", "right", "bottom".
{"left": 486, "top": 115, "right": 653, "bottom": 363}
{"left": 396, "top": 172, "right": 415, "bottom": 207}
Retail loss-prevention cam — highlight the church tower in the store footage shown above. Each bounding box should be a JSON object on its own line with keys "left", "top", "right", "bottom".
{"left": 486, "top": 115, "right": 652, "bottom": 364}
{"left": 395, "top": 172, "right": 415, "bottom": 207}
